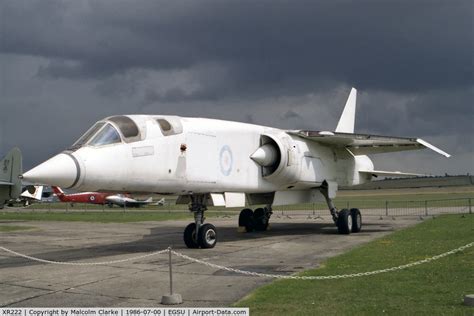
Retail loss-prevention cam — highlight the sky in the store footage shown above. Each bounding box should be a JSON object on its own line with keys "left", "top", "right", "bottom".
{"left": 0, "top": 0, "right": 473, "bottom": 175}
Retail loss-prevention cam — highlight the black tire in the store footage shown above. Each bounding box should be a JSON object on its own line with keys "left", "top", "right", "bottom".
{"left": 198, "top": 223, "right": 217, "bottom": 249}
{"left": 254, "top": 208, "right": 269, "bottom": 231}
{"left": 239, "top": 208, "right": 254, "bottom": 232}
{"left": 183, "top": 223, "right": 199, "bottom": 248}
{"left": 337, "top": 209, "right": 352, "bottom": 234}
{"left": 350, "top": 208, "right": 362, "bottom": 233}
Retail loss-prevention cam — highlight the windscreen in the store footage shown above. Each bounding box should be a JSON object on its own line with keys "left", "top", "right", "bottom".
{"left": 89, "top": 124, "right": 122, "bottom": 146}
{"left": 69, "top": 122, "right": 105, "bottom": 150}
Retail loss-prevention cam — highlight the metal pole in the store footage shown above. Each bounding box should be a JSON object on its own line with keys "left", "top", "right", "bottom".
{"left": 425, "top": 200, "right": 428, "bottom": 216}
{"left": 168, "top": 246, "right": 173, "bottom": 295}
{"left": 161, "top": 246, "right": 182, "bottom": 304}
{"left": 385, "top": 201, "right": 388, "bottom": 217}
{"left": 469, "top": 198, "right": 472, "bottom": 214}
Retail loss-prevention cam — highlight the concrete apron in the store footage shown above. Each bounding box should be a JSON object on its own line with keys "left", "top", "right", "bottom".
{"left": 0, "top": 215, "right": 420, "bottom": 307}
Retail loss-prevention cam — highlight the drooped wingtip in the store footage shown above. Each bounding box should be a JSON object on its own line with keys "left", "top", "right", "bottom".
{"left": 416, "top": 139, "right": 451, "bottom": 158}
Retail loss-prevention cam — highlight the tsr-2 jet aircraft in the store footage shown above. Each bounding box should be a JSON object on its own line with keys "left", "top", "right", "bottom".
{"left": 17, "top": 88, "right": 450, "bottom": 248}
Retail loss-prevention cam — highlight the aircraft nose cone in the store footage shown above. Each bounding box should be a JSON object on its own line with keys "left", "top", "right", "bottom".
{"left": 22, "top": 153, "right": 79, "bottom": 188}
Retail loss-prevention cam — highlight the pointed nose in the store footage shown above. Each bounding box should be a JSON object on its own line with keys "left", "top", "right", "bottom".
{"left": 23, "top": 153, "right": 80, "bottom": 188}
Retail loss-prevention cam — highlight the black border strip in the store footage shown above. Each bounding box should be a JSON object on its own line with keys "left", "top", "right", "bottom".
{"left": 63, "top": 152, "right": 81, "bottom": 189}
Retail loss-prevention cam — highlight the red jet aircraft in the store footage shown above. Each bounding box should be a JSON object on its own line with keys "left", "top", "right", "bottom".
{"left": 52, "top": 186, "right": 153, "bottom": 208}
{"left": 52, "top": 186, "right": 113, "bottom": 205}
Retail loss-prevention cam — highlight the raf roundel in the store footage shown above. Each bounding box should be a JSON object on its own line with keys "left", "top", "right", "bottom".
{"left": 219, "top": 145, "right": 233, "bottom": 176}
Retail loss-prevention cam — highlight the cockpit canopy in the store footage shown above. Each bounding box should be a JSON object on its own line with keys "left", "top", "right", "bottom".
{"left": 69, "top": 115, "right": 142, "bottom": 151}
{"left": 68, "top": 115, "right": 183, "bottom": 151}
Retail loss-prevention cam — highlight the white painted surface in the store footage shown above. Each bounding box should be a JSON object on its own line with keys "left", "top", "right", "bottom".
{"left": 335, "top": 87, "right": 357, "bottom": 133}
{"left": 132, "top": 146, "right": 154, "bottom": 157}
{"left": 224, "top": 192, "right": 246, "bottom": 207}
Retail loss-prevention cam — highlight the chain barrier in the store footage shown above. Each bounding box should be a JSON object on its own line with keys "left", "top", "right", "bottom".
{"left": 0, "top": 246, "right": 168, "bottom": 266}
{"left": 172, "top": 242, "right": 473, "bottom": 280}
{"left": 0, "top": 242, "right": 472, "bottom": 278}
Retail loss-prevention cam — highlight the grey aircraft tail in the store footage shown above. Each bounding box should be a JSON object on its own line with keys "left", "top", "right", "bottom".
{"left": 0, "top": 148, "right": 22, "bottom": 208}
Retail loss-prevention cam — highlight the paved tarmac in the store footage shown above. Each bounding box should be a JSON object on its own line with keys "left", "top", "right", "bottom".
{"left": 0, "top": 215, "right": 421, "bottom": 307}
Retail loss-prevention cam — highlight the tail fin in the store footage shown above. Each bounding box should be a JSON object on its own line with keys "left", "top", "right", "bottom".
{"left": 51, "top": 186, "right": 67, "bottom": 201}
{"left": 335, "top": 87, "right": 357, "bottom": 133}
{"left": 52, "top": 186, "right": 64, "bottom": 195}
{"left": 0, "top": 148, "right": 22, "bottom": 207}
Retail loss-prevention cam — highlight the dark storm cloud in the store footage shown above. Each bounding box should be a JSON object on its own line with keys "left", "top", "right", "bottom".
{"left": 0, "top": 0, "right": 472, "bottom": 174}
{"left": 356, "top": 86, "right": 474, "bottom": 136}
{"left": 2, "top": 0, "right": 472, "bottom": 94}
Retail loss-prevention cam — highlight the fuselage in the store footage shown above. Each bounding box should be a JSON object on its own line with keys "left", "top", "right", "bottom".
{"left": 23, "top": 115, "right": 374, "bottom": 196}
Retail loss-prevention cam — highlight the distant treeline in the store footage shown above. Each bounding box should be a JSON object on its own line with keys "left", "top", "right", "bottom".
{"left": 343, "top": 175, "right": 474, "bottom": 190}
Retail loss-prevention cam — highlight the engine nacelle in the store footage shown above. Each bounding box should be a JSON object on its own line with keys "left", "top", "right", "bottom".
{"left": 252, "top": 133, "right": 301, "bottom": 188}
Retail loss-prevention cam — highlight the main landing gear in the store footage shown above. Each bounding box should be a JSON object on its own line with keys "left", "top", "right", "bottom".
{"left": 319, "top": 182, "right": 362, "bottom": 234}
{"left": 183, "top": 195, "right": 217, "bottom": 249}
{"left": 238, "top": 206, "right": 272, "bottom": 232}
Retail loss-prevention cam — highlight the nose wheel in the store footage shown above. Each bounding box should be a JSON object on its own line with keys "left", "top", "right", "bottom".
{"left": 183, "top": 194, "right": 217, "bottom": 249}
{"left": 183, "top": 223, "right": 217, "bottom": 248}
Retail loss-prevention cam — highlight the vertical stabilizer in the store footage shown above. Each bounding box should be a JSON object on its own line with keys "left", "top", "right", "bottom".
{"left": 335, "top": 87, "right": 357, "bottom": 133}
{"left": 0, "top": 148, "right": 23, "bottom": 207}
{"left": 51, "top": 186, "right": 67, "bottom": 202}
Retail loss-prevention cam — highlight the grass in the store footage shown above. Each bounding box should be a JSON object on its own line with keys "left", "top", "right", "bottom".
{"left": 18, "top": 186, "right": 474, "bottom": 212}
{"left": 0, "top": 225, "right": 36, "bottom": 232}
{"left": 235, "top": 214, "right": 474, "bottom": 315}
{"left": 273, "top": 191, "right": 474, "bottom": 211}
{"left": 0, "top": 211, "right": 234, "bottom": 223}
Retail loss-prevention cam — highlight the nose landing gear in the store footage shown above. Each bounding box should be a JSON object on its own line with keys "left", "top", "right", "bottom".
{"left": 183, "top": 194, "right": 217, "bottom": 249}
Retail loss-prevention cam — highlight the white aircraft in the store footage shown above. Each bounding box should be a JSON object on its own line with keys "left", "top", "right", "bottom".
{"left": 3, "top": 185, "right": 44, "bottom": 207}
{"left": 153, "top": 197, "right": 167, "bottom": 206}
{"left": 105, "top": 195, "right": 153, "bottom": 208}
{"left": 18, "top": 88, "right": 449, "bottom": 248}
{"left": 17, "top": 185, "right": 44, "bottom": 206}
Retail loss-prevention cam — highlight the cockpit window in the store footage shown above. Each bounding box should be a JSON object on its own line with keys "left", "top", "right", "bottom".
{"left": 89, "top": 124, "right": 122, "bottom": 146}
{"left": 108, "top": 116, "right": 140, "bottom": 139}
{"left": 156, "top": 118, "right": 183, "bottom": 136}
{"left": 69, "top": 122, "right": 105, "bottom": 150}
{"left": 157, "top": 119, "right": 172, "bottom": 132}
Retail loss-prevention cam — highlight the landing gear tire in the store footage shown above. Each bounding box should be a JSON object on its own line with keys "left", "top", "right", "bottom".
{"left": 337, "top": 209, "right": 352, "bottom": 234}
{"left": 239, "top": 208, "right": 254, "bottom": 232}
{"left": 254, "top": 208, "right": 269, "bottom": 231}
{"left": 198, "top": 223, "right": 217, "bottom": 249}
{"left": 183, "top": 223, "right": 199, "bottom": 248}
{"left": 350, "top": 208, "right": 362, "bottom": 233}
